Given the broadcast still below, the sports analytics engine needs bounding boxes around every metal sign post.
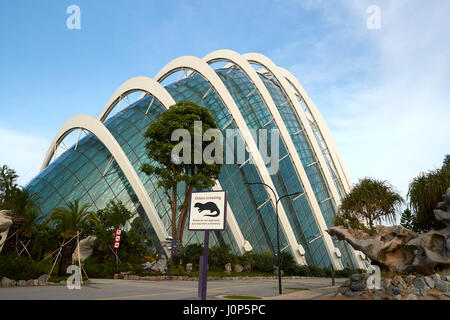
[188,190,227,301]
[199,231,209,300]
[162,237,180,280]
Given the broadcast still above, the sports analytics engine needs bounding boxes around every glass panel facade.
[26,66,357,268]
[256,72,356,268]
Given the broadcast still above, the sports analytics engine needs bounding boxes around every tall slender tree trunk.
[58,238,77,276]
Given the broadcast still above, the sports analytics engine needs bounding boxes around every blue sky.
[0,0,449,208]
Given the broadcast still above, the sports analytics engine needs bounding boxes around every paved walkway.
[0,277,344,300]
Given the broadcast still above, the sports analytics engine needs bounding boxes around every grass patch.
[223,295,263,300]
[285,287,310,291]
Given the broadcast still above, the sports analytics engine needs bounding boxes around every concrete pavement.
[0,277,344,300]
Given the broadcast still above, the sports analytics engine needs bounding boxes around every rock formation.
[327,187,450,275]
[0,210,13,253]
[72,236,97,262]
[337,272,450,300]
[141,255,167,274]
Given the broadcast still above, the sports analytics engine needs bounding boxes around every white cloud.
[283,0,450,202]
[0,126,50,187]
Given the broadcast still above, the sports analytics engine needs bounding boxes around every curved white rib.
[277,68,352,193]
[155,56,307,265]
[98,76,177,122]
[276,68,368,269]
[202,49,342,269]
[242,52,353,269]
[40,114,170,254]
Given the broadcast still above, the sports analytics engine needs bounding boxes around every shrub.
[0,254,51,280]
[180,243,203,268]
[208,244,236,269]
[82,257,145,278]
[249,250,275,273]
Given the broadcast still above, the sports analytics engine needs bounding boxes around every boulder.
[432,273,441,281]
[141,256,167,274]
[38,274,49,285]
[408,287,420,296]
[326,188,450,275]
[0,210,13,253]
[72,236,97,262]
[435,280,450,292]
[273,266,284,276]
[224,263,232,275]
[392,275,407,290]
[387,285,402,296]
[26,279,36,286]
[373,290,384,300]
[345,291,358,298]
[338,286,350,295]
[350,280,367,292]
[381,278,391,290]
[17,280,27,287]
[1,277,16,287]
[233,264,244,273]
[424,276,435,289]
[406,294,418,300]
[413,277,426,290]
[405,275,416,285]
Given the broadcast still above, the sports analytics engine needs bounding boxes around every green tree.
[0,165,19,208]
[125,216,155,261]
[88,200,134,261]
[50,199,95,276]
[443,154,450,169]
[96,200,134,230]
[400,208,418,232]
[0,165,43,258]
[141,101,222,244]
[407,156,450,232]
[335,177,404,234]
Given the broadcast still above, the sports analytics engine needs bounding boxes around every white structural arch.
[155,55,307,265]
[242,52,357,268]
[277,67,369,269]
[202,49,343,269]
[98,76,177,122]
[40,114,171,255]
[277,67,352,193]
[242,53,367,269]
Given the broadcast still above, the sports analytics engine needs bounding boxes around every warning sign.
[188,190,227,231]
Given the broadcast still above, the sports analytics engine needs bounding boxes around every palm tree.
[50,199,95,276]
[336,177,404,233]
[88,200,133,262]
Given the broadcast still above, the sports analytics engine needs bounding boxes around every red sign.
[114,229,122,249]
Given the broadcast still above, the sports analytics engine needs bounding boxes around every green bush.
[0,254,52,280]
[180,243,203,267]
[82,257,145,278]
[208,244,236,269]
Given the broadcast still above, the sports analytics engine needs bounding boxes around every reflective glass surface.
[26,67,357,267]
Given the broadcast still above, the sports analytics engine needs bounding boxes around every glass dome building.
[27,50,367,270]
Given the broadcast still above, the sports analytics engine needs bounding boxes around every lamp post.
[246,182,302,295]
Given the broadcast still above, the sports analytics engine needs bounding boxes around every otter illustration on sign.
[194,202,220,217]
